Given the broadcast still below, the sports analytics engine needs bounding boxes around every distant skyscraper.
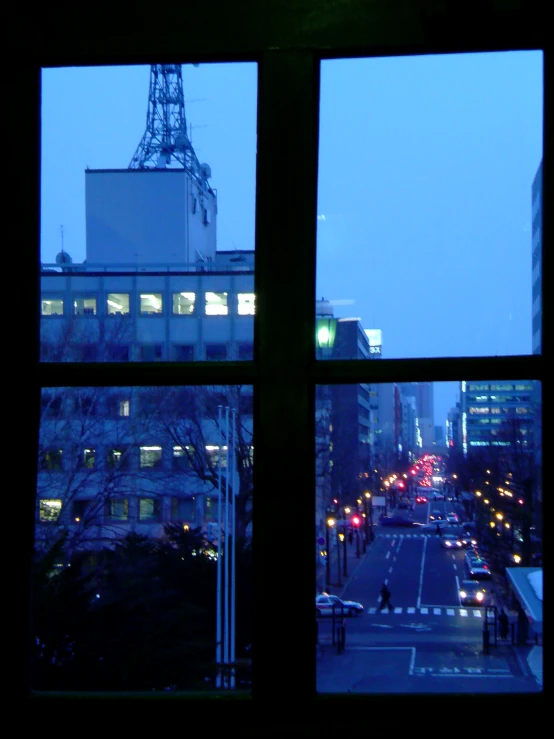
[532,159,542,355]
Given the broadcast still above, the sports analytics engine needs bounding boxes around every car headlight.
[456,541,462,546]
[476,592,484,601]
[459,590,467,598]
[445,541,451,546]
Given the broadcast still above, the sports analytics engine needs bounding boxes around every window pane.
[317,52,543,359]
[41,63,257,363]
[315,380,542,694]
[34,385,253,692]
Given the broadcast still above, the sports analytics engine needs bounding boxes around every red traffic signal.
[351,515,361,527]
[398,481,405,489]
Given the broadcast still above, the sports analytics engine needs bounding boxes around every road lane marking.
[473,610,482,618]
[456,575,461,607]
[393,607,402,613]
[388,566,393,573]
[447,609,455,615]
[453,564,457,570]
[386,551,390,559]
[384,578,388,585]
[460,609,468,617]
[416,535,427,609]
[433,608,441,615]
[420,607,428,614]
[407,607,416,614]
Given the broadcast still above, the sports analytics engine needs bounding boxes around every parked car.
[458,580,489,606]
[315,593,364,617]
[441,534,463,549]
[380,515,415,527]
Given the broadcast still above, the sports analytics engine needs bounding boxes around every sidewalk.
[316,532,372,594]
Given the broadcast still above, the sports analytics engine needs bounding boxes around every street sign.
[317,536,326,546]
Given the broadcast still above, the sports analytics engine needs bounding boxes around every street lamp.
[325,516,335,591]
[364,491,374,543]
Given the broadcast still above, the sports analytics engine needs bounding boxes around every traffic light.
[351,515,361,528]
[398,481,405,490]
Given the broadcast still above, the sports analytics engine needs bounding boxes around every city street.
[316,496,542,694]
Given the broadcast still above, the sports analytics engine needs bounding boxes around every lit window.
[83,448,95,468]
[173,292,196,315]
[106,293,130,315]
[39,500,62,522]
[238,293,255,315]
[140,293,163,314]
[119,399,130,417]
[205,291,228,315]
[41,297,64,316]
[73,296,97,316]
[108,499,129,520]
[140,445,163,468]
[138,498,161,521]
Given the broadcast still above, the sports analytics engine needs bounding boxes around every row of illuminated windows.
[467,407,531,415]
[39,444,252,471]
[41,342,255,363]
[41,292,255,317]
[466,384,534,391]
[40,444,254,473]
[38,495,211,524]
[467,395,532,403]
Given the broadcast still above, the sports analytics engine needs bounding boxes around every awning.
[505,567,543,634]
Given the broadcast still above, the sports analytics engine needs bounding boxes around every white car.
[440,534,463,549]
[315,593,364,617]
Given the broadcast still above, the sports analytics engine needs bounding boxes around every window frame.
[22,0,548,723]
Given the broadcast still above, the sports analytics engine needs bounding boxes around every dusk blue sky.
[41,51,542,426]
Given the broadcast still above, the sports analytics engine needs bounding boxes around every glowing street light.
[496,513,503,520]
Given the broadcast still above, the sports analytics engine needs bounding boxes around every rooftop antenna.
[129,64,212,192]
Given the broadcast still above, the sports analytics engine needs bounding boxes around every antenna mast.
[129,64,212,192]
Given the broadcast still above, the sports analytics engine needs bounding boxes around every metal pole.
[224,407,230,687]
[336,528,342,586]
[342,526,347,577]
[216,405,223,688]
[230,407,236,689]
[325,521,330,591]
[355,528,360,558]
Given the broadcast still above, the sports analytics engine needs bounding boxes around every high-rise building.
[459,380,535,456]
[532,159,542,355]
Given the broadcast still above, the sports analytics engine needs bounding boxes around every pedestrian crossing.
[366,605,483,618]
[377,533,430,539]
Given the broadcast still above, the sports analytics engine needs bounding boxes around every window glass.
[73,296,97,316]
[173,292,196,315]
[34,385,253,691]
[206,343,227,361]
[205,292,228,316]
[238,293,255,315]
[41,63,256,365]
[107,293,130,315]
[315,380,542,694]
[317,52,543,359]
[41,296,64,316]
[140,293,163,315]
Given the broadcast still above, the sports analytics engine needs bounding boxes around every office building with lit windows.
[459,381,535,456]
[38,167,254,549]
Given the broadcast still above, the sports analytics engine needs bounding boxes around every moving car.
[466,558,492,579]
[315,593,364,617]
[458,581,488,606]
[441,534,463,549]
[446,512,459,523]
[380,515,415,527]
[421,520,450,531]
[429,510,443,521]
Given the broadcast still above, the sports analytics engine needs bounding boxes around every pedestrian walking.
[498,608,510,640]
[379,583,393,612]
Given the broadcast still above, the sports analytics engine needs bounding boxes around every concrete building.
[459,380,535,456]
[398,382,434,449]
[39,164,254,550]
[532,159,542,356]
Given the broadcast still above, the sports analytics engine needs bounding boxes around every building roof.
[505,567,543,633]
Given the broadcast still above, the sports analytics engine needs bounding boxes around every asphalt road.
[316,496,541,694]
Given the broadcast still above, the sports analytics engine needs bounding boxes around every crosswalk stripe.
[433,608,441,615]
[407,607,416,614]
[420,607,428,614]
[364,606,484,617]
[367,607,377,614]
[473,610,482,618]
[460,609,468,617]
[393,607,402,613]
[447,609,455,616]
